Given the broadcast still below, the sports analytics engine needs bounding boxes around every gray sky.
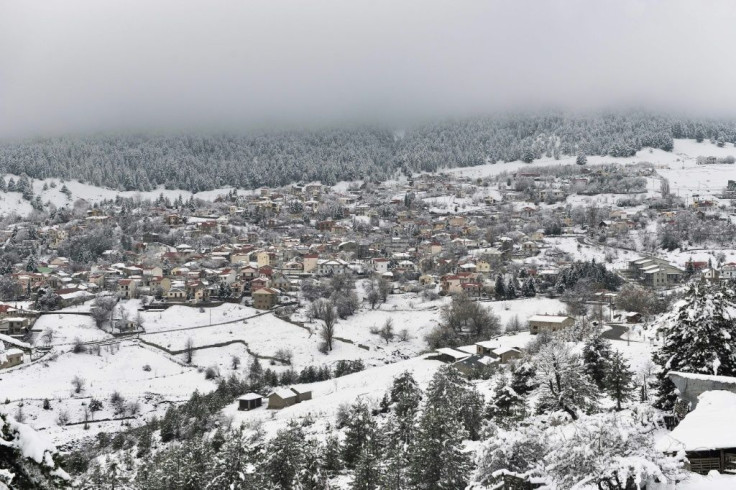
[2,0,736,137]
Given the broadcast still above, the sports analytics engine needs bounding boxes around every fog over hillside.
[3,0,736,137]
[5,2,736,490]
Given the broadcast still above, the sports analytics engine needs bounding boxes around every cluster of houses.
[0,174,565,316]
[237,386,313,411]
[0,165,711,378]
[628,255,736,288]
[431,314,576,375]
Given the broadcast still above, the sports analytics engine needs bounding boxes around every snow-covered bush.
[0,412,70,488]
[474,408,685,489]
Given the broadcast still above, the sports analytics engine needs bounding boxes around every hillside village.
[4,140,736,488]
[10,0,736,486]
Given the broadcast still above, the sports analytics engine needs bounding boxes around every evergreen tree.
[509,360,537,397]
[389,371,422,444]
[18,174,33,201]
[298,439,328,490]
[179,437,214,490]
[379,415,412,490]
[494,274,505,299]
[159,406,180,443]
[582,334,614,390]
[248,357,264,392]
[606,350,636,411]
[522,277,536,297]
[410,367,473,489]
[136,426,153,457]
[322,432,343,476]
[25,254,37,273]
[460,382,486,441]
[342,400,377,468]
[266,422,305,489]
[207,428,268,489]
[653,282,736,409]
[353,445,381,490]
[485,373,525,427]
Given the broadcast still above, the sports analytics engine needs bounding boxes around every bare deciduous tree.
[71,375,86,394]
[184,337,195,364]
[379,318,395,344]
[313,299,337,353]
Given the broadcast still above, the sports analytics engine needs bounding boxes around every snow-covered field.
[442,138,736,204]
[541,236,640,271]
[658,139,736,201]
[0,174,256,217]
[138,303,258,334]
[223,356,444,439]
[30,314,110,347]
[0,341,215,446]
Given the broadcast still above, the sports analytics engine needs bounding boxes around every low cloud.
[2,0,736,137]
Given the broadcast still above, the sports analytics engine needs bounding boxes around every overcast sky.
[2,0,736,137]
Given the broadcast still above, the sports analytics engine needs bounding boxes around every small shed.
[624,312,643,324]
[433,347,471,364]
[475,342,523,364]
[0,348,24,369]
[661,390,736,474]
[238,393,263,411]
[290,387,312,403]
[492,346,523,364]
[453,354,498,377]
[268,388,299,409]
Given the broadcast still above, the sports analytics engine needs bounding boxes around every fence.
[137,337,283,363]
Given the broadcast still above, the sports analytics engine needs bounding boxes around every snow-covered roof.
[641,264,662,273]
[59,290,93,300]
[0,333,31,350]
[669,371,736,385]
[527,315,571,324]
[492,347,521,355]
[238,393,263,401]
[270,388,297,399]
[665,390,736,451]
[435,347,470,360]
[475,340,497,349]
[456,345,478,355]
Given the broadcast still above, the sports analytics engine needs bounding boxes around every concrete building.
[252,287,279,310]
[628,257,683,287]
[527,314,575,335]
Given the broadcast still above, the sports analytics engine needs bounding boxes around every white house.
[372,258,389,274]
[316,259,349,276]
